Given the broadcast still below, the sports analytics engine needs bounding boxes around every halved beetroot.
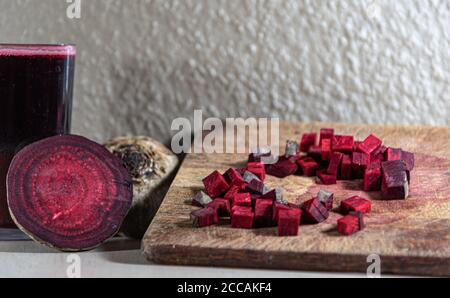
[6,135,133,251]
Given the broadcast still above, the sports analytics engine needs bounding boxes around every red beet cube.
[340,196,371,214]
[321,139,332,161]
[266,157,298,178]
[332,135,354,153]
[319,128,334,145]
[301,198,329,224]
[254,199,275,228]
[191,207,218,227]
[207,198,231,217]
[192,191,213,207]
[364,167,382,192]
[248,148,271,163]
[272,201,299,222]
[317,189,334,211]
[223,168,245,187]
[278,209,302,236]
[327,152,344,176]
[203,170,230,198]
[382,170,409,200]
[246,179,269,195]
[233,192,252,207]
[297,157,319,177]
[352,152,370,178]
[300,133,317,152]
[307,145,322,162]
[247,162,266,181]
[317,170,337,185]
[224,185,240,204]
[340,154,352,180]
[231,208,254,229]
[382,159,410,183]
[358,134,382,155]
[261,188,283,201]
[401,150,415,171]
[337,212,364,236]
[385,147,402,161]
[231,205,251,217]
[353,141,362,152]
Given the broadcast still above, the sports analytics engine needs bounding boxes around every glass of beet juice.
[0,44,76,227]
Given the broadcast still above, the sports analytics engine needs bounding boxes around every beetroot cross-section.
[300,133,317,152]
[301,198,329,224]
[358,134,382,155]
[266,157,298,178]
[6,135,133,251]
[203,170,230,198]
[191,207,218,227]
[278,208,302,236]
[340,196,371,214]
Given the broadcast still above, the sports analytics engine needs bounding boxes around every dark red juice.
[0,44,75,227]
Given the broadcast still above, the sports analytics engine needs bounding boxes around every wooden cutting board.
[142,122,450,276]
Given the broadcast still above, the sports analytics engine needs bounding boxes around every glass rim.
[0,44,76,56]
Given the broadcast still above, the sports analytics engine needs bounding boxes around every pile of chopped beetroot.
[190,128,414,236]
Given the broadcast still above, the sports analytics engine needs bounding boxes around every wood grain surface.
[142,122,450,276]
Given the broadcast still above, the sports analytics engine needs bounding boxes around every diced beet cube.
[317,189,334,211]
[307,145,322,162]
[340,154,352,180]
[297,157,319,177]
[247,162,266,181]
[382,170,409,200]
[278,209,302,236]
[332,135,354,153]
[385,147,402,161]
[321,139,332,161]
[231,205,251,217]
[382,160,410,183]
[358,134,382,155]
[340,196,371,214]
[301,198,329,224]
[233,193,252,207]
[319,128,334,145]
[207,198,231,217]
[266,157,298,178]
[327,152,344,176]
[317,170,337,185]
[261,188,283,202]
[285,140,300,157]
[246,179,269,195]
[191,207,218,227]
[254,199,275,228]
[239,183,248,191]
[353,141,362,152]
[364,167,382,192]
[203,171,230,198]
[231,208,254,229]
[337,212,364,236]
[224,185,240,204]
[349,211,365,230]
[272,201,299,222]
[243,171,260,183]
[223,168,245,187]
[192,191,213,207]
[352,152,370,178]
[248,148,271,163]
[370,154,384,169]
[401,150,415,171]
[300,133,317,152]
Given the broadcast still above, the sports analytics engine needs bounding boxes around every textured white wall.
[1,0,450,143]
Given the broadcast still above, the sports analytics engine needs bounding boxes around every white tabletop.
[0,235,370,278]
